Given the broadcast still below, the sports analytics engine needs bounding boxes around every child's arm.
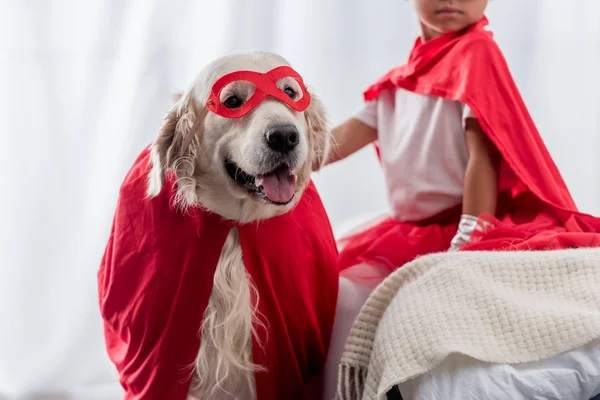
[320,118,377,168]
[450,117,500,250]
[463,117,500,216]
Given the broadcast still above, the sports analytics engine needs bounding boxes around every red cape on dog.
[98,149,338,399]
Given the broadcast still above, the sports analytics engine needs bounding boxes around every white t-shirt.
[354,88,476,222]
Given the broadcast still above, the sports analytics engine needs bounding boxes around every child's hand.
[449,214,495,251]
[321,118,377,168]
[449,214,479,251]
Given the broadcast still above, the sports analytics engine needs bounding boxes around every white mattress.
[398,338,600,400]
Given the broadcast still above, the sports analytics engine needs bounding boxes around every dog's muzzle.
[225,158,297,206]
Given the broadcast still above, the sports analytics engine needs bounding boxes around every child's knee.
[336,276,372,318]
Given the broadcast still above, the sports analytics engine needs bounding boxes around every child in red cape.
[325,0,600,289]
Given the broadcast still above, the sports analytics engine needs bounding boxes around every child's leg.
[340,261,391,290]
[323,270,375,400]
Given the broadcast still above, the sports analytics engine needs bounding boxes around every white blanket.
[335,248,600,400]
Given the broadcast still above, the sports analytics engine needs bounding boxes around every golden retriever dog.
[146,51,330,399]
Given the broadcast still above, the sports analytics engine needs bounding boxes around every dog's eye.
[283,87,296,99]
[223,95,243,109]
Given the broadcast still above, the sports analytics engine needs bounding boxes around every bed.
[328,247,600,400]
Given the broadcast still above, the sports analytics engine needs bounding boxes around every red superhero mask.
[206,66,311,118]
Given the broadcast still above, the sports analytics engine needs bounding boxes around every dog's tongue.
[256,167,297,204]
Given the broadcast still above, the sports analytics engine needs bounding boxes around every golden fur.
[146,51,329,399]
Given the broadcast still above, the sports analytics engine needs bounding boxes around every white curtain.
[1,1,598,398]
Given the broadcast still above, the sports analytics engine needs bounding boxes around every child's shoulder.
[453,30,509,71]
[458,30,503,58]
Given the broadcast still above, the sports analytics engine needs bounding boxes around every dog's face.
[147,52,329,223]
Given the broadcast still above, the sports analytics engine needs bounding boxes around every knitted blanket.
[335,249,600,400]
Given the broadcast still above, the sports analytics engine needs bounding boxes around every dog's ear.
[147,96,201,197]
[304,93,331,172]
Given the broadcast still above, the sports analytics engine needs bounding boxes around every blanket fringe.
[335,363,368,400]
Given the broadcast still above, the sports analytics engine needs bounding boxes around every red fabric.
[339,16,600,275]
[206,66,311,118]
[98,149,339,399]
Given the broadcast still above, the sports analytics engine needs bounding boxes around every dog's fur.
[146,51,330,399]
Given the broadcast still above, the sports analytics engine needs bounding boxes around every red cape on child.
[98,149,339,399]
[339,16,600,276]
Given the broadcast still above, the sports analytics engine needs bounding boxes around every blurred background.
[0,0,599,398]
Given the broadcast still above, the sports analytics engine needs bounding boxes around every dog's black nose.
[265,125,299,154]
